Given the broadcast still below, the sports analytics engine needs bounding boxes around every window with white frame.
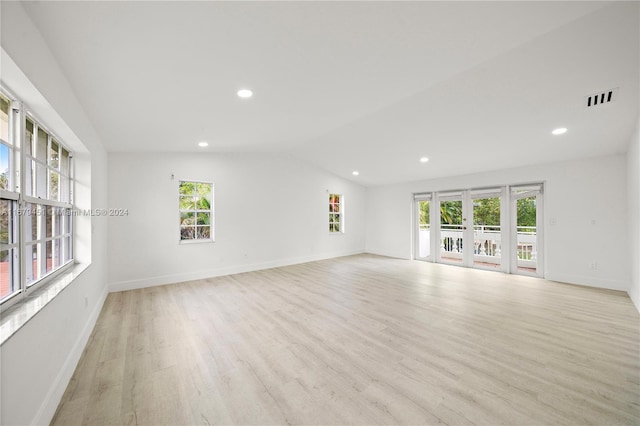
[179,180,213,242]
[0,91,74,306]
[329,193,343,233]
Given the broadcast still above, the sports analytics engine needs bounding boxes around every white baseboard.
[364,248,411,260]
[109,250,365,292]
[545,272,628,292]
[32,284,108,426]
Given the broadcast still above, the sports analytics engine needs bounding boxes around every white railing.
[420,225,536,267]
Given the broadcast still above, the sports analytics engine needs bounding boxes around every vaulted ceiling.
[17,1,640,185]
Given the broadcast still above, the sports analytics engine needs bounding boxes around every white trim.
[178,238,213,245]
[109,250,365,292]
[546,273,629,292]
[365,248,411,260]
[31,283,107,426]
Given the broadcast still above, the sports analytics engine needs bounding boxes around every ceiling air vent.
[585,88,618,107]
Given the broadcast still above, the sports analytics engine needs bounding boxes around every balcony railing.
[417,224,537,268]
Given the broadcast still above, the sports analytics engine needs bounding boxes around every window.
[179,180,213,242]
[0,91,74,306]
[329,193,343,233]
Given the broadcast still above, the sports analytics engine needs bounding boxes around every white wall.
[0,3,109,425]
[366,154,630,291]
[628,118,640,311]
[108,152,365,291]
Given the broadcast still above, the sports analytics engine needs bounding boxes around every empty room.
[1,1,639,425]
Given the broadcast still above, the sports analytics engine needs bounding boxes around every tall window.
[329,193,343,233]
[0,91,74,306]
[179,180,213,242]
[1,93,18,300]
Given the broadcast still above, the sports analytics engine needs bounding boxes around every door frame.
[413,183,544,278]
[413,193,435,262]
[509,184,544,278]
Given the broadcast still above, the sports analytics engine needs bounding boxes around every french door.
[414,194,433,261]
[414,184,542,276]
[510,185,543,277]
[436,192,466,266]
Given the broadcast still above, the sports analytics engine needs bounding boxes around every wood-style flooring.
[52,254,640,425]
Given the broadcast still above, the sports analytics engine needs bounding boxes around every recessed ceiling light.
[420,157,429,163]
[352,171,359,176]
[552,127,568,135]
[198,141,209,147]
[237,89,253,98]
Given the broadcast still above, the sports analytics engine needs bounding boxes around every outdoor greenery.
[0,200,9,262]
[418,197,536,228]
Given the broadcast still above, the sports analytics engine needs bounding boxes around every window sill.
[179,238,214,245]
[0,262,89,346]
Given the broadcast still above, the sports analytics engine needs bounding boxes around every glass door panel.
[416,199,431,260]
[472,194,503,270]
[438,196,464,265]
[511,185,543,277]
[516,196,538,273]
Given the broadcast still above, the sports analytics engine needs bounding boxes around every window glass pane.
[0,95,9,144]
[26,244,37,285]
[45,240,52,274]
[0,249,12,300]
[59,175,69,203]
[180,212,194,226]
[36,162,47,198]
[53,238,62,268]
[0,200,11,244]
[64,210,71,235]
[54,208,63,237]
[179,181,195,195]
[179,196,194,210]
[60,149,70,175]
[45,206,53,239]
[63,237,73,263]
[180,226,195,240]
[21,203,38,241]
[196,196,210,210]
[25,119,34,156]
[196,226,210,239]
[25,159,34,196]
[37,128,48,161]
[25,204,38,241]
[197,212,210,225]
[50,140,59,168]
[64,236,72,263]
[196,182,211,196]
[0,144,9,191]
[49,171,59,201]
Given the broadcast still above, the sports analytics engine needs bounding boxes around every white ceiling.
[18,1,640,186]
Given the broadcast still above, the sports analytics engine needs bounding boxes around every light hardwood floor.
[52,254,640,425]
